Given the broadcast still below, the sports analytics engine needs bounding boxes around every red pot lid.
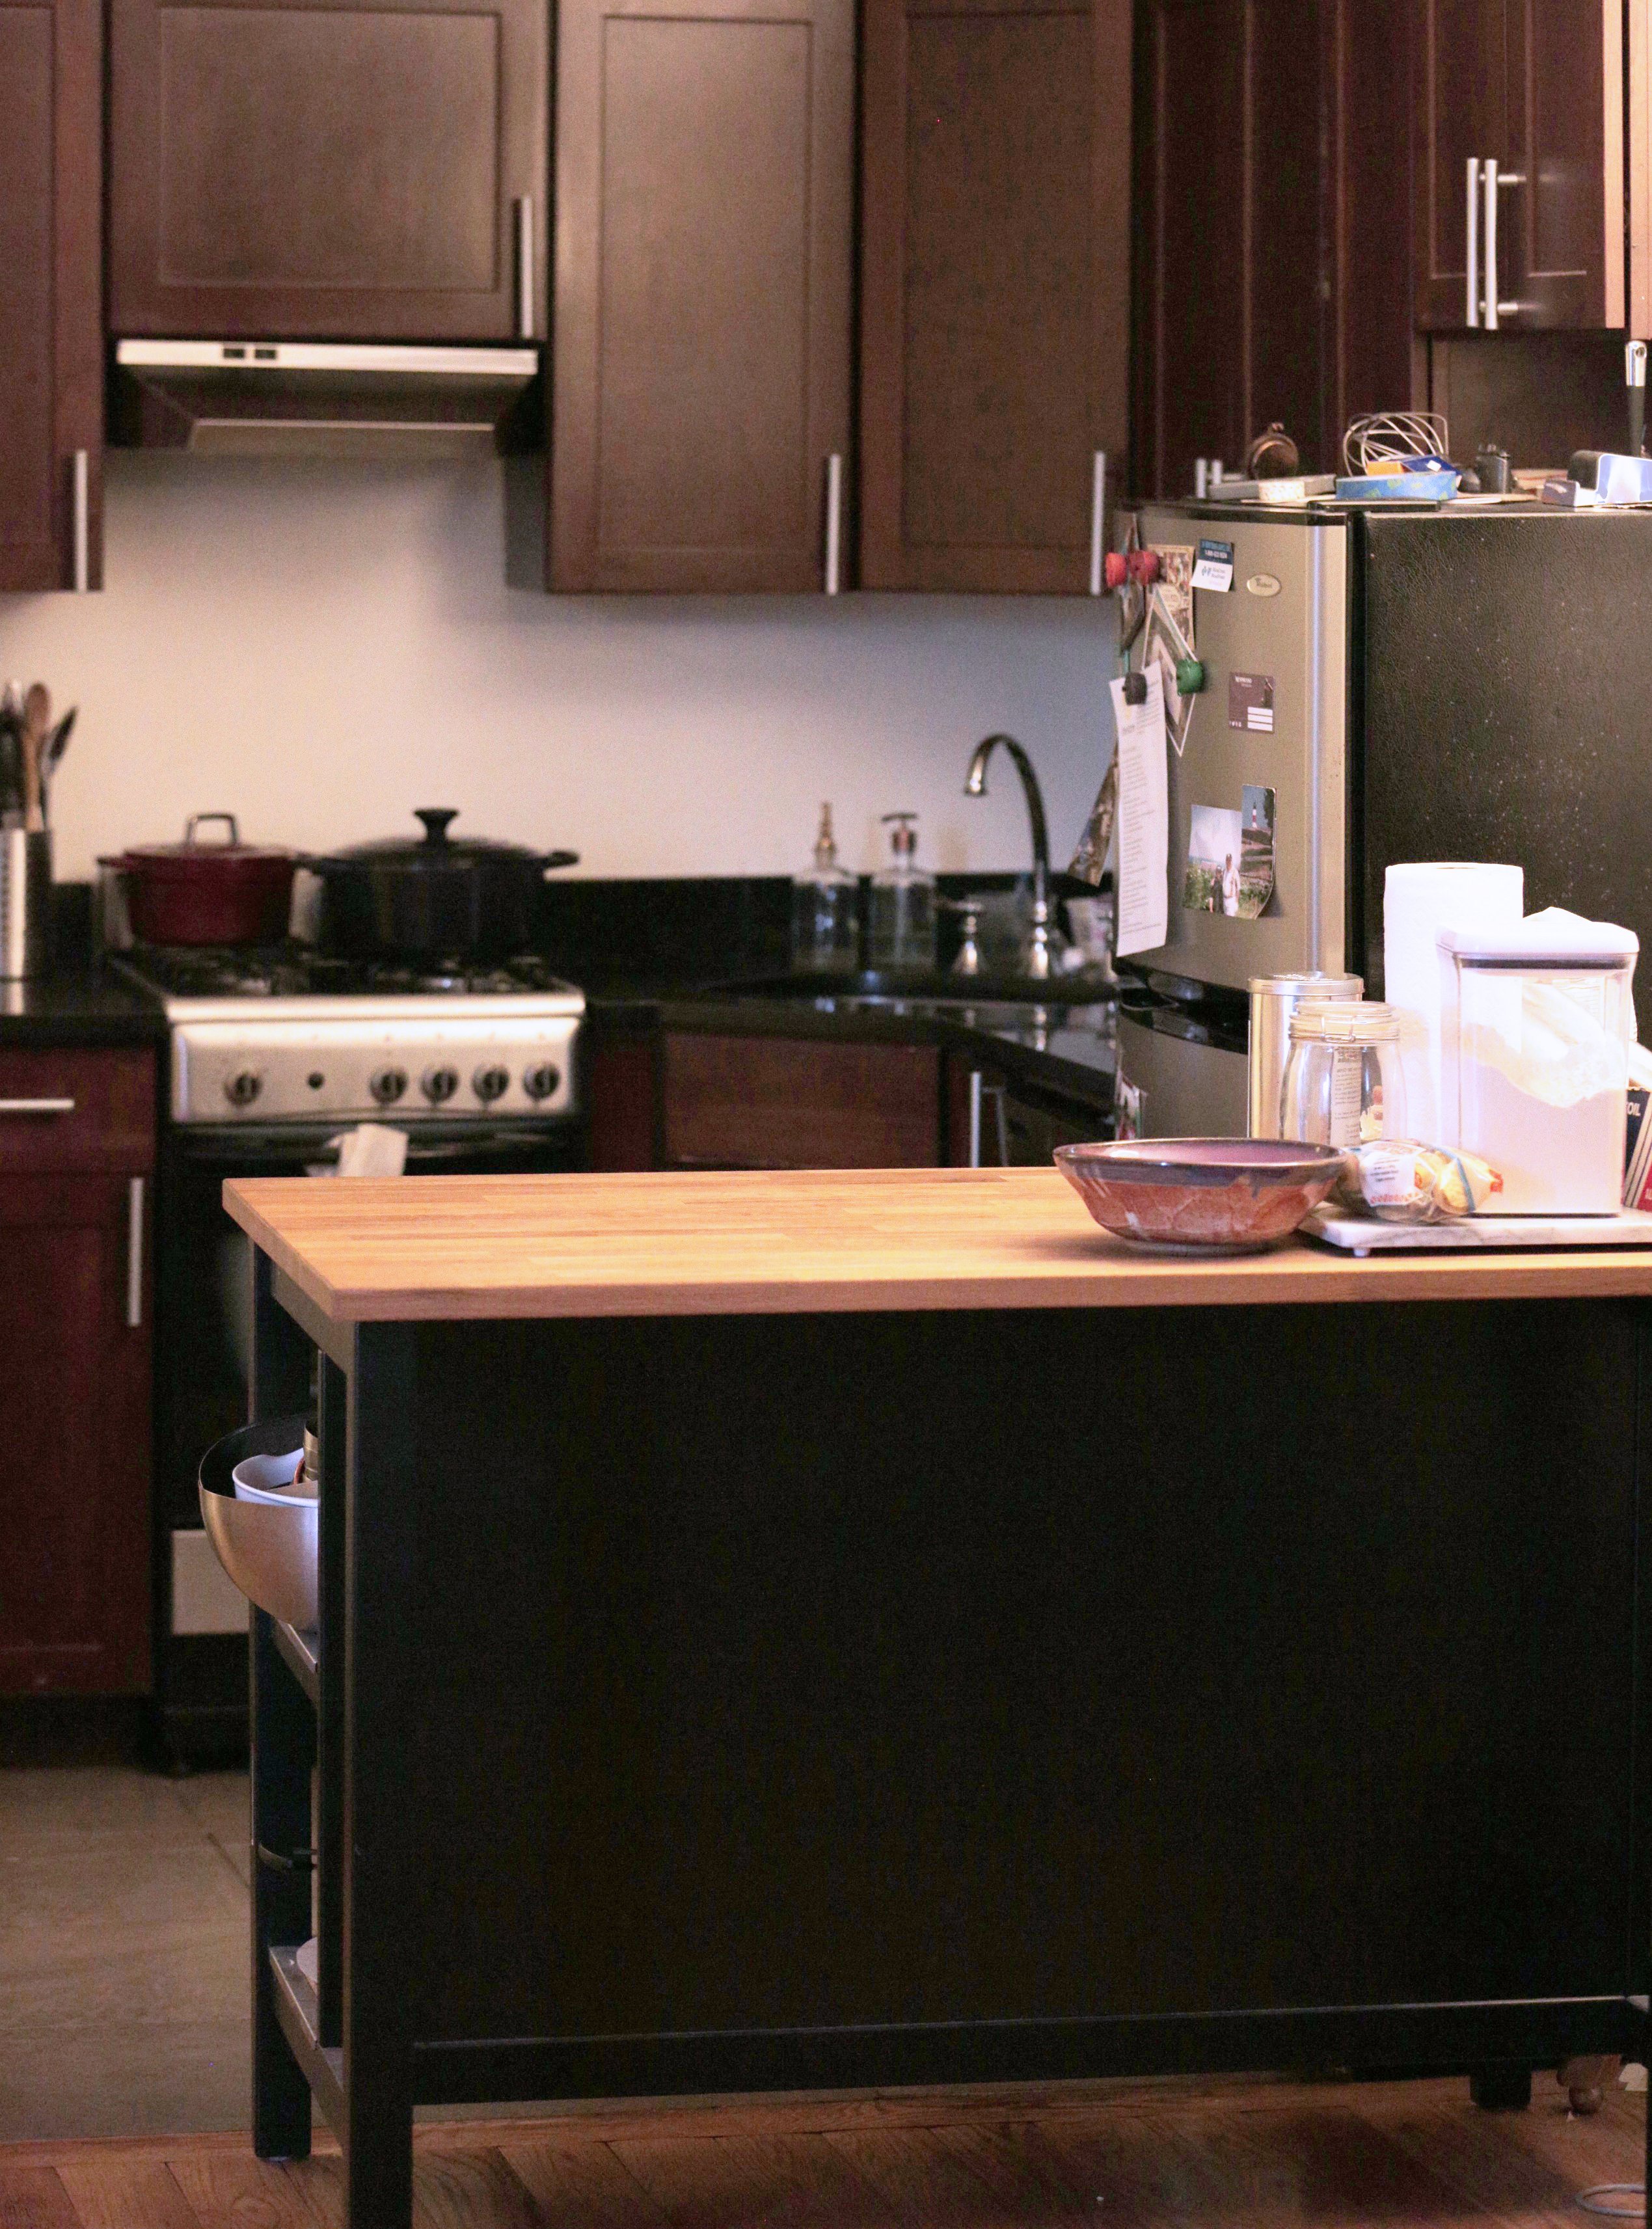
[101,815,294,867]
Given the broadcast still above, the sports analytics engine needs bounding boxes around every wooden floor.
[0,2074,1643,2229]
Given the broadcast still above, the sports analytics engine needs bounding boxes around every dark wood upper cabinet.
[858,0,1132,591]
[547,0,854,592]
[109,0,548,341]
[0,0,101,592]
[1133,0,1415,497]
[1414,0,1622,331]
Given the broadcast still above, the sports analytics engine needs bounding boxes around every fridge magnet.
[1192,537,1235,592]
[1228,672,1275,732]
[1156,546,1197,643]
[1182,803,1244,915]
[1142,589,1200,757]
[1238,783,1276,917]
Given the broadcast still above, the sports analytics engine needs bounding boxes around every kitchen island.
[224,1168,1652,2228]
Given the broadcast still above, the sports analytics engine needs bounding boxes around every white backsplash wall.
[0,455,1118,884]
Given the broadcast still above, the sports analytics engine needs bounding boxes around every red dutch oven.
[101,814,297,945]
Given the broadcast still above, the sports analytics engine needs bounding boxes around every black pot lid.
[308,810,577,872]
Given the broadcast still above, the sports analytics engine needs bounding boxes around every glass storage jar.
[1279,1001,1405,1150]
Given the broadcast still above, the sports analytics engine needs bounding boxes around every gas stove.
[115,946,584,1124]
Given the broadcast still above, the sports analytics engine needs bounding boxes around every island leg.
[339,1323,419,2229]
[249,1249,320,2158]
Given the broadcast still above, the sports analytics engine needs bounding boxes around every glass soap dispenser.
[869,811,936,971]
[791,802,859,973]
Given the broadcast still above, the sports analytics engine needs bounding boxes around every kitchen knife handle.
[72,451,90,593]
[1466,157,1481,327]
[514,196,535,340]
[1089,452,1107,595]
[824,452,843,595]
[126,1175,144,1331]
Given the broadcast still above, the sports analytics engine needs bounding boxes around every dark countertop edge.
[0,970,168,1047]
[589,990,1116,1114]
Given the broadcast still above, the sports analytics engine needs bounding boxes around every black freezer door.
[1356,507,1652,997]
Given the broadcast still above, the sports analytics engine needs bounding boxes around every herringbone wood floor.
[0,2073,1641,2229]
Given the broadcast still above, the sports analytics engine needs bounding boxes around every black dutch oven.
[305,809,579,961]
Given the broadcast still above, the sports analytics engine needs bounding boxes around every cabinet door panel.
[550,0,852,591]
[860,0,1130,591]
[0,0,102,591]
[0,1176,151,1694]
[1413,0,1506,329]
[1504,0,1621,327]
[662,1035,941,1167]
[110,0,547,340]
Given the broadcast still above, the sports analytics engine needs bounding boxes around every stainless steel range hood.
[112,340,542,458]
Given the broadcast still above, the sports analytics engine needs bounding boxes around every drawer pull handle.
[0,1097,75,1114]
[127,1176,144,1331]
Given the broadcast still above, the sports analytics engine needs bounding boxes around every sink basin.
[701,967,1119,1008]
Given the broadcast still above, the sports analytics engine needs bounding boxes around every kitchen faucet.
[964,732,1055,978]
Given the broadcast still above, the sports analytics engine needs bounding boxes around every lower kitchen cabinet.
[0,0,102,591]
[662,1032,943,1167]
[0,1049,154,1695]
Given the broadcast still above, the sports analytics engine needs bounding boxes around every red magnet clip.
[1104,550,1130,592]
[1128,548,1161,586]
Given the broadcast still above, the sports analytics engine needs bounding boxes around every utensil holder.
[0,830,52,980]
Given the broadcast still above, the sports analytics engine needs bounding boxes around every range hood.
[112,340,541,458]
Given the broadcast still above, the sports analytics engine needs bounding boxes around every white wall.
[0,454,1118,884]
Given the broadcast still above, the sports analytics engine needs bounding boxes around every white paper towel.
[1384,861,1524,1142]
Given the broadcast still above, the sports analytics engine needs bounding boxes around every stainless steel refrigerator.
[1115,498,1652,1137]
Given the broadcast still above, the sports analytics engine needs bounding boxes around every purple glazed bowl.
[1054,1138,1347,1254]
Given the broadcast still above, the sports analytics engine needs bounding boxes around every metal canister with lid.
[1247,972,1362,1137]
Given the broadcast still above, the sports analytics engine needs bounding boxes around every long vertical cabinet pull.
[126,1176,144,1330]
[515,197,535,339]
[1088,452,1107,595]
[1466,158,1481,327]
[1483,162,1525,328]
[72,452,90,593]
[966,1072,1009,1167]
[824,453,843,594]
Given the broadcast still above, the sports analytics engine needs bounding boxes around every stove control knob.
[522,1062,562,1102]
[421,1065,459,1104]
[224,1068,263,1109]
[370,1066,408,1105]
[472,1064,510,1104]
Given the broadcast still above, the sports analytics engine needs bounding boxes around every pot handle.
[185,813,241,848]
[541,849,580,875]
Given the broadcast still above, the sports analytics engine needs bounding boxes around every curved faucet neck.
[966,732,1049,900]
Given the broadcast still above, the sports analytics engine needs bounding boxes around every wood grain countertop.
[221,1167,1652,1326]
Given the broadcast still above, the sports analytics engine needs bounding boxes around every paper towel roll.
[1384,861,1524,1142]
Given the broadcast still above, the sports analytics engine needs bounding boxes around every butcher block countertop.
[221,1167,1652,1325]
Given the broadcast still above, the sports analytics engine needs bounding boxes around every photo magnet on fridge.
[1183,804,1244,914]
[1238,785,1275,917]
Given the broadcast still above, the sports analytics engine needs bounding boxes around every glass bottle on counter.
[1279,1001,1405,1148]
[791,802,859,973]
[868,812,936,971]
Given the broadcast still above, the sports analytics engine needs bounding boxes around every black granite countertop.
[0,969,167,1047]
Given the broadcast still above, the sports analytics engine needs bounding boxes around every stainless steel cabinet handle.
[126,1176,144,1331]
[1466,157,1481,328]
[824,452,843,595]
[72,450,90,593]
[0,1097,75,1114]
[1089,451,1107,596]
[967,1071,1009,1168]
[514,196,535,340]
[1483,162,1526,329]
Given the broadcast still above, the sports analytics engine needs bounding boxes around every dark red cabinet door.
[858,0,1132,591]
[1413,0,1620,332]
[0,0,101,591]
[0,1174,152,1695]
[547,0,854,591]
[109,0,548,341]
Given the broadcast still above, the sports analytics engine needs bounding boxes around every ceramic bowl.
[1055,1138,1346,1254]
[232,1450,316,1505]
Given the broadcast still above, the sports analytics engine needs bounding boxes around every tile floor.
[0,1766,252,2140]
